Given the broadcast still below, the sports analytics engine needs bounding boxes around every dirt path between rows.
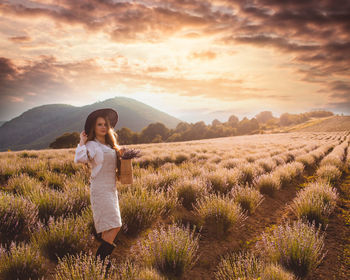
[180,166,350,280]
[181,171,310,280]
[306,171,350,280]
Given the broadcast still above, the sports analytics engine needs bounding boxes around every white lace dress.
[90,140,122,233]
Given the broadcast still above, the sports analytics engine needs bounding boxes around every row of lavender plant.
[136,137,340,241]
[109,136,334,279]
[133,132,337,170]
[49,137,342,280]
[252,141,337,197]
[105,133,348,279]
[214,134,350,279]
[0,132,347,279]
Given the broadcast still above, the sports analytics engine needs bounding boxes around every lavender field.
[0,131,350,280]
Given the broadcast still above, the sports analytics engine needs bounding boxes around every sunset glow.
[1,0,349,123]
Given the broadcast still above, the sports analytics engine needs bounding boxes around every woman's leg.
[95,227,121,275]
[101,227,121,244]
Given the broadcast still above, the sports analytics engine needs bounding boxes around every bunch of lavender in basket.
[120,148,142,159]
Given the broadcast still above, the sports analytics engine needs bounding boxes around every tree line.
[49,110,334,148]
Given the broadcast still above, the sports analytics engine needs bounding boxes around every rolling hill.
[0,96,183,151]
[289,116,350,132]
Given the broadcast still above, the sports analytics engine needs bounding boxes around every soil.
[305,172,350,280]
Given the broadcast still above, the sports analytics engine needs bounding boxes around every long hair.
[87,115,122,154]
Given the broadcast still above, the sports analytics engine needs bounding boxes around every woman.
[74,108,123,272]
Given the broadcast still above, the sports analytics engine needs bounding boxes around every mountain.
[0,96,183,151]
[0,121,5,127]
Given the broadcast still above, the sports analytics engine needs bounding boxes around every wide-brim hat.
[84,108,118,135]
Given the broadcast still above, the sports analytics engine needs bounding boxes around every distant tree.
[116,127,134,144]
[166,133,182,142]
[306,110,334,118]
[151,134,163,143]
[131,133,140,144]
[227,115,239,127]
[280,112,310,126]
[212,119,221,127]
[185,121,208,140]
[175,122,191,133]
[255,111,274,123]
[279,113,292,126]
[140,122,169,142]
[49,132,80,149]
[267,118,279,126]
[237,117,259,134]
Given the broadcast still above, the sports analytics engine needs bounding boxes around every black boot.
[95,239,116,276]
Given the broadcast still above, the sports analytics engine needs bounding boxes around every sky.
[0,0,349,125]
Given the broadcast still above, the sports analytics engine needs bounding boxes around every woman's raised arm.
[74,131,96,163]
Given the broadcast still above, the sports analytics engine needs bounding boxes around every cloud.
[0,1,211,43]
[318,80,350,113]
[189,50,217,60]
[9,96,24,102]
[146,66,168,72]
[0,55,271,119]
[1,0,350,118]
[8,36,31,43]
[0,55,72,120]
[224,34,320,52]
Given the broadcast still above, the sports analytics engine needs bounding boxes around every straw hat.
[84,108,118,135]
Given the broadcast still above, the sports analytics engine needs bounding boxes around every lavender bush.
[256,158,276,173]
[18,159,46,177]
[295,154,316,169]
[136,266,167,280]
[315,164,342,185]
[256,219,326,277]
[204,169,230,195]
[0,242,47,280]
[173,177,208,210]
[143,169,181,192]
[193,193,247,237]
[136,223,200,278]
[260,263,296,280]
[0,192,39,246]
[49,160,79,176]
[220,158,243,169]
[271,155,286,166]
[18,152,38,158]
[254,173,281,196]
[55,251,115,280]
[273,162,304,188]
[31,215,94,262]
[6,174,43,196]
[0,161,19,184]
[26,188,74,224]
[113,258,167,280]
[237,163,261,186]
[229,184,264,214]
[214,251,263,280]
[119,186,170,236]
[289,180,338,227]
[63,176,91,216]
[37,170,67,191]
[174,153,189,164]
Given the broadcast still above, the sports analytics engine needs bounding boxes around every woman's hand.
[118,147,126,157]
[79,131,88,146]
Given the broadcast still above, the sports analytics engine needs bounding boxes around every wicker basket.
[119,158,133,184]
